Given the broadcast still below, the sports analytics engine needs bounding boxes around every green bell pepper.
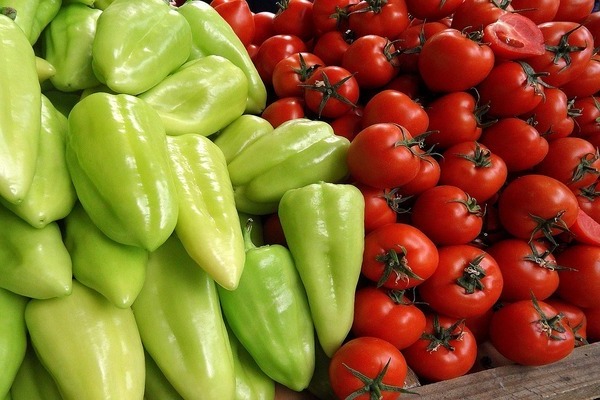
[0,288,27,399]
[0,12,41,205]
[1,94,76,229]
[278,182,365,357]
[91,0,192,95]
[0,0,61,44]
[42,3,102,92]
[35,56,55,83]
[64,202,148,308]
[166,133,245,290]
[213,114,274,164]
[218,220,315,391]
[0,204,72,299]
[139,55,247,137]
[25,279,145,400]
[93,0,115,9]
[144,350,184,400]
[132,234,236,400]
[178,0,267,115]
[66,92,179,251]
[9,340,62,400]
[226,118,350,215]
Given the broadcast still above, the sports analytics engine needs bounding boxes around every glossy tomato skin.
[361,222,439,290]
[486,238,560,302]
[253,34,308,85]
[355,183,405,233]
[329,336,408,400]
[311,29,354,67]
[303,65,361,118]
[397,154,441,196]
[575,180,600,224]
[404,0,464,21]
[260,96,306,127]
[417,244,504,319]
[553,0,595,23]
[482,13,545,61]
[402,314,478,383]
[520,87,575,141]
[556,244,600,309]
[213,0,256,47]
[511,0,560,24]
[341,35,400,89]
[352,285,427,350]
[489,298,575,366]
[450,0,513,32]
[572,96,600,138]
[347,0,411,40]
[545,297,588,347]
[360,90,429,136]
[272,0,315,41]
[560,53,600,99]
[418,28,495,93]
[311,0,357,35]
[251,11,276,46]
[410,185,484,246]
[394,21,449,74]
[271,52,324,98]
[329,107,364,141]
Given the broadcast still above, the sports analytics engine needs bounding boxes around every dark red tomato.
[383,73,425,99]
[482,13,545,61]
[341,35,400,89]
[394,21,450,74]
[272,0,314,41]
[418,28,495,93]
[251,11,276,46]
[450,0,514,32]
[260,96,305,127]
[534,136,600,191]
[253,34,308,85]
[404,0,464,21]
[347,0,411,40]
[411,185,484,246]
[561,54,600,99]
[311,29,354,67]
[568,207,600,246]
[511,0,560,24]
[583,306,600,342]
[583,11,600,45]
[438,141,508,203]
[486,238,560,302]
[545,297,588,347]
[476,60,546,118]
[347,123,424,189]
[303,65,361,119]
[402,314,478,382]
[396,154,441,196]
[464,307,494,343]
[497,174,580,244]
[489,297,575,365]
[361,222,439,290]
[524,22,595,88]
[352,285,427,350]
[355,183,408,233]
[329,107,364,141]
[417,244,504,319]
[329,336,408,400]
[424,91,488,151]
[360,90,429,136]
[271,52,324,98]
[575,180,600,224]
[572,96,600,138]
[521,87,575,141]
[479,117,549,172]
[553,0,595,23]
[213,0,255,47]
[556,244,600,309]
[311,0,357,35]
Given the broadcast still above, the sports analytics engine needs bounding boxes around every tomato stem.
[572,148,600,183]
[530,292,568,341]
[422,315,466,352]
[528,210,571,248]
[374,246,423,287]
[456,253,487,294]
[545,25,589,72]
[454,141,493,168]
[341,358,415,400]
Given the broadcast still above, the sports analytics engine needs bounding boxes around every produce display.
[1,0,600,399]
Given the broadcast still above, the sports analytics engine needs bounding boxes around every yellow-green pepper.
[0,288,27,399]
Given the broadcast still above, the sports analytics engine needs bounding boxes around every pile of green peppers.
[0,0,366,399]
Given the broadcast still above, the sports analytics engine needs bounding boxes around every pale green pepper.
[212,114,274,164]
[0,288,27,400]
[9,340,62,400]
[0,0,61,44]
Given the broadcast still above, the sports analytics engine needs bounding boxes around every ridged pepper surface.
[0,288,27,399]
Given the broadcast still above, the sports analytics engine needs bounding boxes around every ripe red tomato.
[497,174,580,244]
[418,28,495,93]
[489,296,575,366]
[482,13,546,60]
[329,107,364,141]
[341,35,400,89]
[303,65,360,118]
[361,222,439,290]
[410,185,484,246]
[520,87,575,141]
[397,154,441,196]
[402,314,478,382]
[311,0,357,35]
[560,53,600,99]
[575,180,600,224]
[251,11,276,46]
[260,96,306,127]
[347,0,411,40]
[352,285,426,350]
[253,34,308,85]
[545,297,589,347]
[572,96,600,138]
[272,0,315,41]
[394,21,449,74]
[450,0,514,32]
[311,29,354,67]
[355,183,409,233]
[583,11,600,44]
[438,141,508,203]
[486,238,560,302]
[213,0,256,47]
[417,244,504,319]
[583,306,600,342]
[404,0,464,21]
[271,52,324,98]
[329,336,408,400]
[347,123,425,189]
[511,0,560,24]
[360,90,429,136]
[556,244,600,309]
[553,0,595,22]
[567,207,600,246]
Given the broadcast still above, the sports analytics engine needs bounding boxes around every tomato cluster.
[206,0,600,396]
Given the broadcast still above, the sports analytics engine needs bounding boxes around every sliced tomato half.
[483,13,546,60]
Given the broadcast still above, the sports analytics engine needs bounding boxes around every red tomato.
[511,0,560,24]
[489,296,575,365]
[572,96,600,138]
[583,306,600,342]
[253,34,308,85]
[347,123,426,189]
[450,0,513,32]
[260,97,305,127]
[360,90,429,136]
[397,154,441,196]
[404,0,464,21]
[251,11,276,46]
[418,28,495,93]
[361,222,439,290]
[545,297,588,347]
[394,21,450,74]
[356,183,409,233]
[341,35,400,89]
[497,174,580,244]
[311,29,354,67]
[271,52,324,98]
[479,117,549,172]
[272,0,314,41]
[553,0,595,22]
[402,314,478,382]
[556,244,600,309]
[311,0,357,35]
[521,87,575,141]
[560,53,600,99]
[352,285,427,350]
[303,65,360,118]
[482,13,546,60]
[417,244,504,319]
[566,207,600,246]
[213,0,256,47]
[438,141,508,203]
[410,185,484,246]
[329,107,364,141]
[465,308,494,344]
[523,22,595,88]
[486,238,560,302]
[383,73,425,99]
[575,180,600,224]
[347,0,410,40]
[583,11,600,45]
[476,60,546,118]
